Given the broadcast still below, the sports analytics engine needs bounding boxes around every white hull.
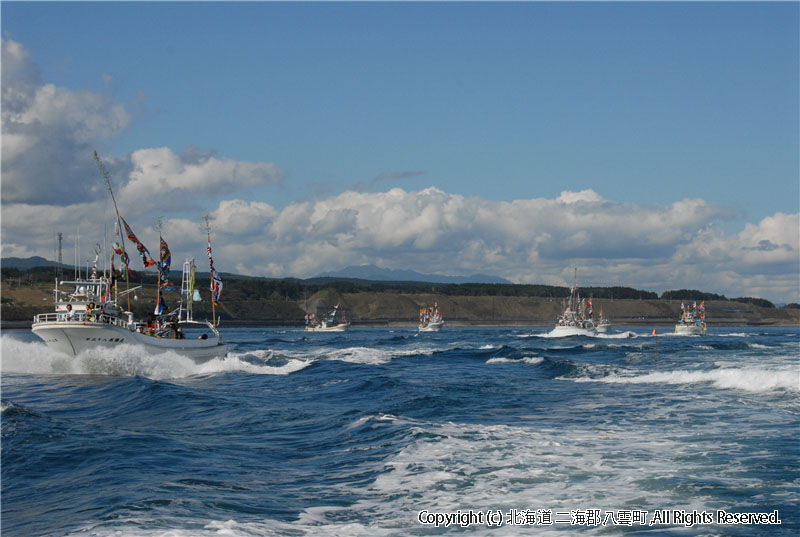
[674,323,705,336]
[32,321,226,362]
[305,323,349,332]
[595,322,611,334]
[548,325,597,337]
[419,321,443,332]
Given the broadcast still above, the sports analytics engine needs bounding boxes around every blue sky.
[2,1,798,302]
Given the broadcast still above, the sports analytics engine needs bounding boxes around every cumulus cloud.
[117,147,284,210]
[1,39,285,221]
[168,187,795,302]
[4,185,798,302]
[1,38,131,205]
[2,39,796,303]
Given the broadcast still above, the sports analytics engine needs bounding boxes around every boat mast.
[205,216,217,328]
[94,151,131,311]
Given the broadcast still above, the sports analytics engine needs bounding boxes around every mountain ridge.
[316,264,512,285]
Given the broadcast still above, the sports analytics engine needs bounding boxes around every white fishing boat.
[595,309,612,334]
[31,152,226,362]
[548,269,596,337]
[674,301,707,335]
[32,259,225,362]
[550,312,596,337]
[418,303,444,332]
[305,304,349,332]
[419,320,443,332]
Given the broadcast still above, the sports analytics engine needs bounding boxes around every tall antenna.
[94,150,130,309]
[57,232,63,281]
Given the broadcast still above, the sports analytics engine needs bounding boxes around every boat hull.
[305,323,349,332]
[548,325,597,337]
[32,321,226,362]
[674,324,705,336]
[595,322,611,334]
[419,321,443,332]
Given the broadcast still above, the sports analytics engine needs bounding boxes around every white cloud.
[126,187,792,303]
[2,39,796,303]
[4,186,797,303]
[1,38,285,224]
[1,38,131,205]
[117,147,284,209]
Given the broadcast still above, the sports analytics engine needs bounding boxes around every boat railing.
[33,312,130,329]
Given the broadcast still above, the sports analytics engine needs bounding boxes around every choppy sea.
[2,326,798,536]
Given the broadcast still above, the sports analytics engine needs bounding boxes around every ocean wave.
[68,517,393,537]
[486,356,544,365]
[569,367,799,393]
[324,346,395,365]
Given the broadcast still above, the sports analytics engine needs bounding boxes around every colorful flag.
[207,230,222,305]
[154,290,166,315]
[159,237,172,275]
[210,269,223,306]
[157,237,176,290]
[121,218,155,268]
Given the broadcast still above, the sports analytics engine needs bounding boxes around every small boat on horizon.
[305,304,350,332]
[419,303,444,332]
[548,269,597,337]
[595,308,612,333]
[675,300,707,335]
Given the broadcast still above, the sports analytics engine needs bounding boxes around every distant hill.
[316,264,513,285]
[2,256,66,269]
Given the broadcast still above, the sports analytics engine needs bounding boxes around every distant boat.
[595,308,612,334]
[419,303,444,332]
[548,269,596,337]
[675,301,707,335]
[305,304,350,332]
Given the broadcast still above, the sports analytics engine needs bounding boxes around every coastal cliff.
[3,280,798,328]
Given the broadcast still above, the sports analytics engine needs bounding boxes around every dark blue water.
[2,326,798,536]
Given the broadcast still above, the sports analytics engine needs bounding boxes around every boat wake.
[1,336,311,380]
[1,336,448,380]
[566,365,799,393]
[536,329,638,339]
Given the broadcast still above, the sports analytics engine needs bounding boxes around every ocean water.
[1,326,798,537]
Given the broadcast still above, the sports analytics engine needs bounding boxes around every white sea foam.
[536,330,639,339]
[65,410,785,537]
[486,356,543,365]
[70,517,393,537]
[324,346,395,365]
[570,367,800,393]
[352,418,718,536]
[0,336,311,380]
[596,331,639,339]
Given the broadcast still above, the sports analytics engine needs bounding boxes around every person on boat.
[86,303,97,322]
[169,321,183,339]
[64,303,75,321]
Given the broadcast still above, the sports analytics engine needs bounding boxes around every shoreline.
[5,320,798,330]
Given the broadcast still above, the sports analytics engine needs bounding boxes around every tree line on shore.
[2,266,793,310]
